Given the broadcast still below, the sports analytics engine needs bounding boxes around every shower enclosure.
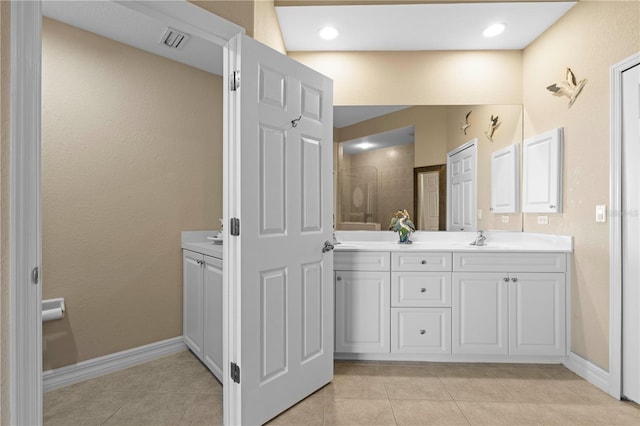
[337,166,380,230]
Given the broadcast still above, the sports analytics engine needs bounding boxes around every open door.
[225,34,334,425]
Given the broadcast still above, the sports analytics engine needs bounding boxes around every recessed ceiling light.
[358,142,374,150]
[483,23,506,38]
[318,26,339,40]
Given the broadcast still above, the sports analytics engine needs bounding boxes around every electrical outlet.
[596,205,607,223]
[537,216,549,225]
[501,216,509,224]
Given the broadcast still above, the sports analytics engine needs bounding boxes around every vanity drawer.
[391,272,451,307]
[392,252,452,272]
[334,251,390,271]
[453,252,566,273]
[391,308,451,354]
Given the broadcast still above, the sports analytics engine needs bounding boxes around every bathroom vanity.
[181,231,223,382]
[334,231,572,363]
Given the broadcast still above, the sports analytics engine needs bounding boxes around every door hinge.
[230,218,240,236]
[231,362,240,383]
[230,70,240,91]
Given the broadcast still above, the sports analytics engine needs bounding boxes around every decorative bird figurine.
[389,209,416,244]
[460,110,472,135]
[484,115,500,142]
[546,67,587,108]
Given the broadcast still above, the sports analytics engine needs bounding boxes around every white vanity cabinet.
[452,253,566,357]
[183,249,223,381]
[335,252,391,353]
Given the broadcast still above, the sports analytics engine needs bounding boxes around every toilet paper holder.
[42,298,65,322]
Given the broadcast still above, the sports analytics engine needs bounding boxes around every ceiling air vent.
[159,27,190,49]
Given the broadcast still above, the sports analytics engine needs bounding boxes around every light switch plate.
[477,209,483,220]
[596,205,607,223]
[537,216,549,225]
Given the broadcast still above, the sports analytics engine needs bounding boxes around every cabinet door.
[491,144,519,213]
[183,250,204,359]
[335,271,390,353]
[452,273,508,354]
[203,255,223,381]
[509,273,566,355]
[522,128,563,213]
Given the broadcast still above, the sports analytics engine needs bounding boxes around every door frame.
[7,2,243,424]
[609,51,640,399]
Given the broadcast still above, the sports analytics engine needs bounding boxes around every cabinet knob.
[420,288,427,293]
[419,329,426,335]
[550,205,556,209]
[336,276,342,281]
[511,277,518,283]
[503,277,509,282]
[421,260,427,264]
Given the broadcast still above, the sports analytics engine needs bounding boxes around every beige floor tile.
[324,397,397,425]
[266,394,325,425]
[335,363,381,377]
[500,379,618,405]
[390,399,470,425]
[539,365,582,380]
[456,401,541,425]
[43,390,129,426]
[441,377,515,402]
[180,393,223,425]
[378,365,433,378]
[43,389,75,414]
[489,366,554,380]
[426,365,496,379]
[533,402,640,425]
[326,374,389,399]
[102,392,198,425]
[383,376,452,401]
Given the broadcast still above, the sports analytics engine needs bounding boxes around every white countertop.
[182,230,223,259]
[333,231,573,253]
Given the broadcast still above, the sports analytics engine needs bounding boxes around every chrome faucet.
[470,230,487,246]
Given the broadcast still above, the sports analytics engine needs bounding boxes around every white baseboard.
[563,352,611,395]
[43,337,187,392]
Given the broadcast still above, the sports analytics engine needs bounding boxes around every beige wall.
[522,1,640,370]
[254,0,288,54]
[190,0,255,36]
[289,50,523,105]
[41,18,222,370]
[0,1,8,422]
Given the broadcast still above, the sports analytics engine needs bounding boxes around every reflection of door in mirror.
[414,165,446,231]
[447,140,477,231]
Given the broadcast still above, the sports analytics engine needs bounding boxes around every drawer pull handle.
[503,277,509,282]
[550,205,556,209]
[419,329,426,335]
[511,277,518,283]
[420,288,427,293]
[421,260,427,264]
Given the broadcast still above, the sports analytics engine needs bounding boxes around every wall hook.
[291,115,302,128]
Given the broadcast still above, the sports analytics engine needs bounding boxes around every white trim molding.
[563,352,610,394]
[9,1,43,424]
[43,337,187,393]
[609,51,640,399]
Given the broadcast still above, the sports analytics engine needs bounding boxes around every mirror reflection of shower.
[336,125,415,231]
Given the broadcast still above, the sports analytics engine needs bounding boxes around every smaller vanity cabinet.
[183,249,223,381]
[391,252,452,354]
[335,252,391,353]
[452,252,566,357]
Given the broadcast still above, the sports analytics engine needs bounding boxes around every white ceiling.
[341,125,415,155]
[276,2,576,51]
[42,1,224,75]
[334,105,411,128]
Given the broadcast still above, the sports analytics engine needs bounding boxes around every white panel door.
[229,35,334,425]
[447,140,477,231]
[183,250,204,359]
[491,144,520,213]
[622,63,640,403]
[203,255,223,381]
[418,171,440,230]
[335,271,391,353]
[522,128,563,213]
[452,272,508,354]
[508,273,565,356]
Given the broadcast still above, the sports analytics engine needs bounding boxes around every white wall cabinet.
[491,144,520,213]
[183,249,223,381]
[523,128,563,213]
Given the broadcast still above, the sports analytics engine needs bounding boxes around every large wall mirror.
[334,105,524,232]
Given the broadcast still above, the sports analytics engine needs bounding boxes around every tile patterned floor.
[44,350,640,425]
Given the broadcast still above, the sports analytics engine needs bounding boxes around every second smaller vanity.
[334,231,572,363]
[181,231,223,382]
